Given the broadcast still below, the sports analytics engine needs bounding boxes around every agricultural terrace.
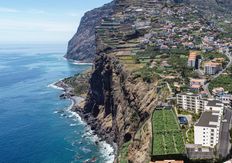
[152,108,186,156]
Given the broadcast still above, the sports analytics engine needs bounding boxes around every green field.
[152,108,186,156]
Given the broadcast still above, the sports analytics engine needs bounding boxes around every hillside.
[65,0,232,162]
[65,0,232,62]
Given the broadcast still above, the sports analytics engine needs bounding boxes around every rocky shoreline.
[54,79,117,161]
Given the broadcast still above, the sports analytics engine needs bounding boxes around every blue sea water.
[0,44,114,163]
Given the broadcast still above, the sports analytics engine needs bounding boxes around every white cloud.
[0,7,20,13]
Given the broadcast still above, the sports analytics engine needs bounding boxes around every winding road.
[218,107,232,157]
[202,48,232,97]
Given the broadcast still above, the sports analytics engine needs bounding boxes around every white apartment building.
[177,93,204,113]
[194,111,221,148]
[204,62,222,75]
[177,93,224,114]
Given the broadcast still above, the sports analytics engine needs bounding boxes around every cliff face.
[79,54,170,162]
[65,2,114,62]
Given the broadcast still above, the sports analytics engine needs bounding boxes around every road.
[203,48,232,97]
[218,107,232,157]
[211,49,232,80]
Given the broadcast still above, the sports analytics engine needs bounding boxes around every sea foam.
[47,81,64,90]
[50,79,115,163]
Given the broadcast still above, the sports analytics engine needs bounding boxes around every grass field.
[152,108,186,156]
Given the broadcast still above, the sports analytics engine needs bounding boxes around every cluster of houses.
[189,78,205,92]
[98,0,232,57]
[187,51,223,75]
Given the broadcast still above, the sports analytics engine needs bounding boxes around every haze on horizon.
[0,0,112,44]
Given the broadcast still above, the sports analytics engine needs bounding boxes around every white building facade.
[194,111,221,148]
[177,93,204,113]
[216,94,232,105]
[177,93,224,115]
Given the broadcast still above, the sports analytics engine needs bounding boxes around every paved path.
[218,108,232,157]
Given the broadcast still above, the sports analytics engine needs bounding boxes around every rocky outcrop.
[65,2,114,62]
[72,53,171,162]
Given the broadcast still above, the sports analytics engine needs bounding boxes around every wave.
[47,81,64,90]
[65,101,115,162]
[70,123,77,127]
[67,108,85,126]
[64,58,93,66]
[71,62,93,66]
[51,78,115,162]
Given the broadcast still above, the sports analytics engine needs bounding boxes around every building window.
[211,129,214,132]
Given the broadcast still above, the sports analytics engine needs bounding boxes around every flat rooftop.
[206,100,223,107]
[178,92,200,97]
[195,111,220,128]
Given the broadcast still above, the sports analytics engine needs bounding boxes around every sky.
[0,0,112,44]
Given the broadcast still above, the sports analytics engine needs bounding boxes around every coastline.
[49,80,116,163]
[63,57,94,66]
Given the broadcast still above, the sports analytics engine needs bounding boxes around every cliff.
[67,0,232,162]
[65,2,114,62]
[73,53,171,162]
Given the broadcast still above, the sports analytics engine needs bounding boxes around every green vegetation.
[133,66,156,83]
[118,141,131,163]
[63,73,90,96]
[136,46,161,59]
[177,109,198,144]
[202,52,227,60]
[152,108,186,156]
[202,52,229,66]
[177,109,200,122]
[209,75,232,93]
[217,21,232,39]
[186,126,194,144]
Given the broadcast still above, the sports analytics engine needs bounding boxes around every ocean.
[0,44,114,163]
